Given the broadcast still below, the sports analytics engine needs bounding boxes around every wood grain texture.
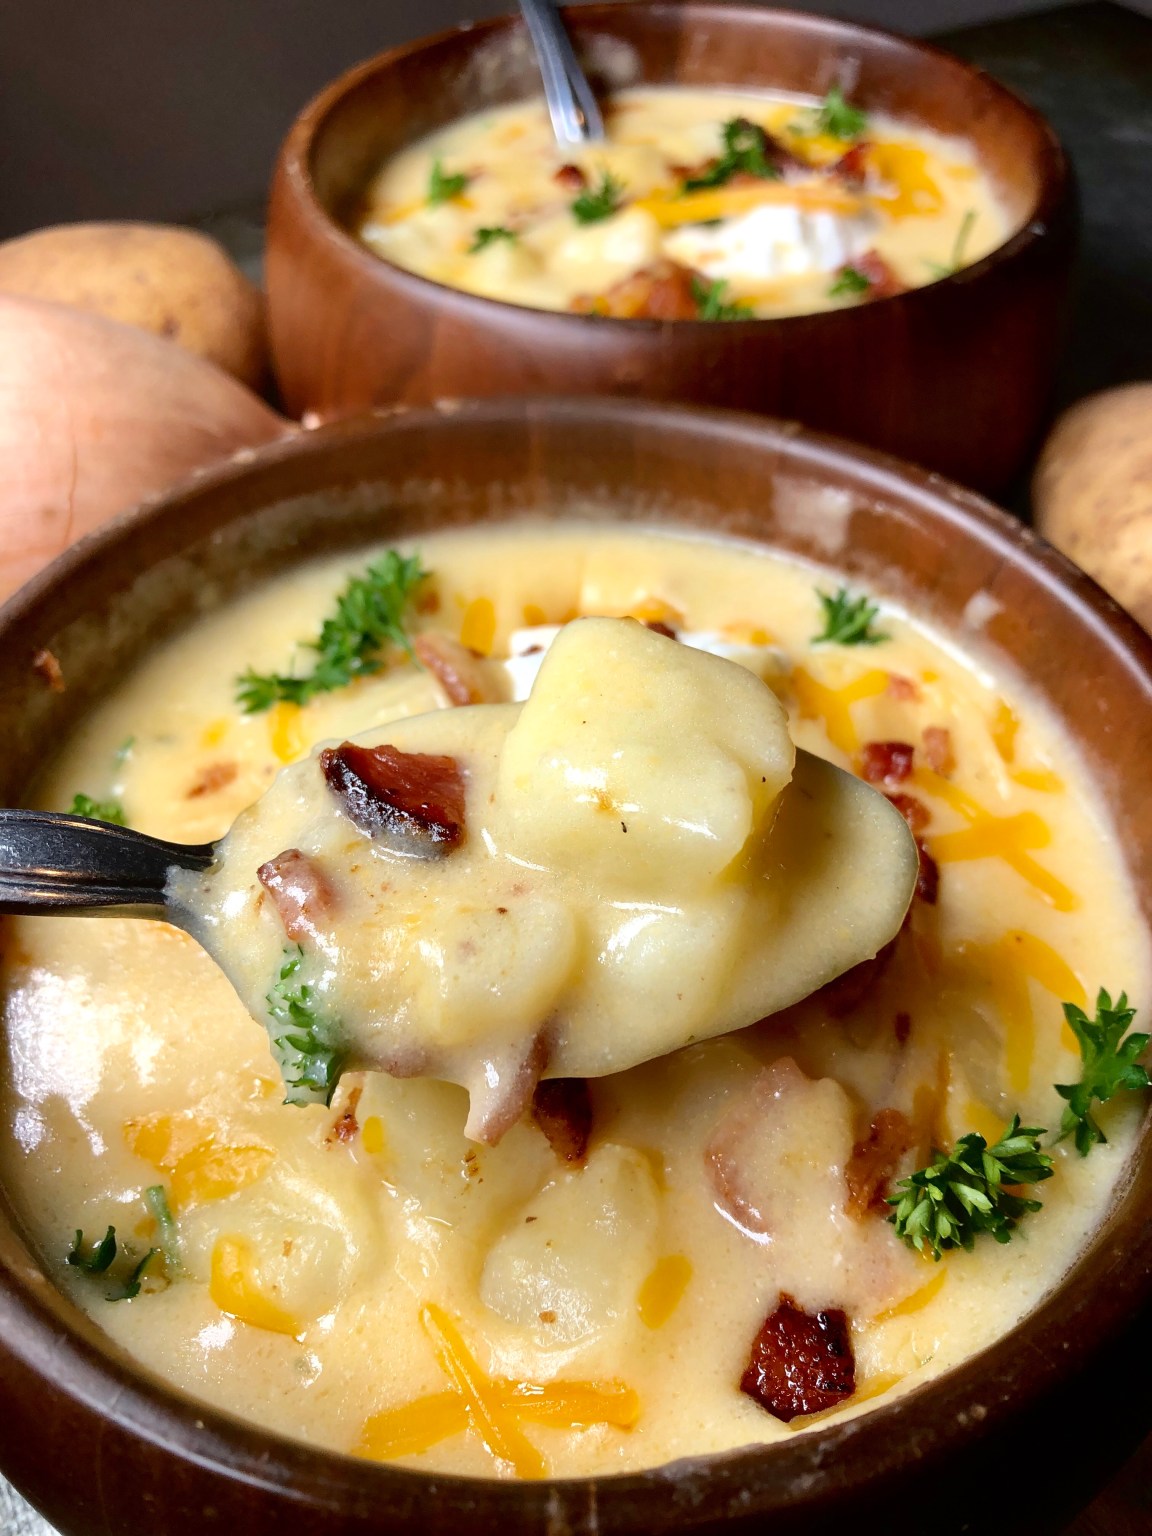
[0,401,1149,1536]
[265,2,1075,494]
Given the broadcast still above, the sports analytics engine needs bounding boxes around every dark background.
[0,0,1146,239]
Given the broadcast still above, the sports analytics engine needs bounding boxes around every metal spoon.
[0,809,212,918]
[519,0,605,145]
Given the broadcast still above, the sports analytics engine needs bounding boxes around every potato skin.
[0,222,268,390]
[1033,383,1152,631]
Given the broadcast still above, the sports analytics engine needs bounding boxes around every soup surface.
[357,87,1012,320]
[1,524,1146,1480]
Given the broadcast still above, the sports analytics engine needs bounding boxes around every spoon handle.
[0,810,214,916]
[519,0,605,144]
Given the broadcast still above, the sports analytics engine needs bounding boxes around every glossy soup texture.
[358,87,1012,320]
[1,524,1146,1479]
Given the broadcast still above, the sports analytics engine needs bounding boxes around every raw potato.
[0,293,292,601]
[0,222,268,389]
[1034,383,1152,631]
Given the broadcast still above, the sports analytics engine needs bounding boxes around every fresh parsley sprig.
[67,1226,157,1300]
[926,208,977,279]
[817,85,868,141]
[692,277,753,321]
[235,551,427,713]
[812,585,888,646]
[1056,990,1150,1156]
[571,171,626,224]
[428,159,469,205]
[68,793,126,825]
[888,1116,1054,1261]
[684,118,781,192]
[145,1184,183,1277]
[470,225,517,253]
[266,946,346,1108]
[828,265,871,299]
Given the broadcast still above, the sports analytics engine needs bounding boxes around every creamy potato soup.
[1,525,1147,1481]
[358,87,1012,320]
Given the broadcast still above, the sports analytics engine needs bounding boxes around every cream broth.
[358,88,1013,320]
[1,525,1147,1480]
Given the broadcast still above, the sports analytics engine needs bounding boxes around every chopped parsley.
[145,1184,183,1276]
[888,1117,1054,1261]
[828,265,871,299]
[817,85,868,141]
[235,550,427,713]
[67,1225,157,1300]
[684,118,781,191]
[812,586,888,645]
[68,794,126,825]
[1056,990,1150,1156]
[692,277,754,321]
[427,159,469,205]
[571,171,626,224]
[266,945,346,1108]
[469,225,517,253]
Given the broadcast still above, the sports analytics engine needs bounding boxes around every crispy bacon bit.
[923,725,956,777]
[860,740,914,789]
[465,1030,550,1146]
[819,936,897,1017]
[257,848,338,944]
[832,142,870,186]
[31,648,65,693]
[320,742,466,850]
[741,1293,856,1422]
[894,1011,912,1045]
[414,632,502,706]
[887,672,920,703]
[885,792,930,836]
[531,1078,593,1165]
[854,249,907,300]
[326,1083,363,1146]
[844,1108,915,1218]
[554,162,587,191]
[916,840,940,905]
[573,259,701,321]
[186,761,238,799]
[643,619,678,640]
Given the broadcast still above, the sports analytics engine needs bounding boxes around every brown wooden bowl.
[0,400,1149,1536]
[265,3,1074,496]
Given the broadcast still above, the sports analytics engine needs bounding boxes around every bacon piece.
[832,142,870,186]
[643,619,678,640]
[320,742,466,850]
[573,259,701,321]
[923,725,956,777]
[819,935,897,1017]
[854,249,907,301]
[916,840,940,905]
[844,1108,915,1218]
[554,162,587,191]
[859,740,914,789]
[186,761,238,799]
[326,1083,363,1146]
[414,632,502,706]
[532,1078,593,1165]
[258,848,338,944]
[885,792,930,835]
[741,1293,856,1422]
[464,1030,550,1146]
[31,648,65,693]
[887,672,920,703]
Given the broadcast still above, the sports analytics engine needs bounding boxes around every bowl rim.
[1,396,1151,1530]
[275,0,1071,335]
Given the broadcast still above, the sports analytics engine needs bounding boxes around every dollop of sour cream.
[171,620,917,1141]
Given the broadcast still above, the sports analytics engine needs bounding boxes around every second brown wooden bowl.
[265,2,1074,495]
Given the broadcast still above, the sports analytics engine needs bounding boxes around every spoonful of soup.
[0,619,918,1140]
